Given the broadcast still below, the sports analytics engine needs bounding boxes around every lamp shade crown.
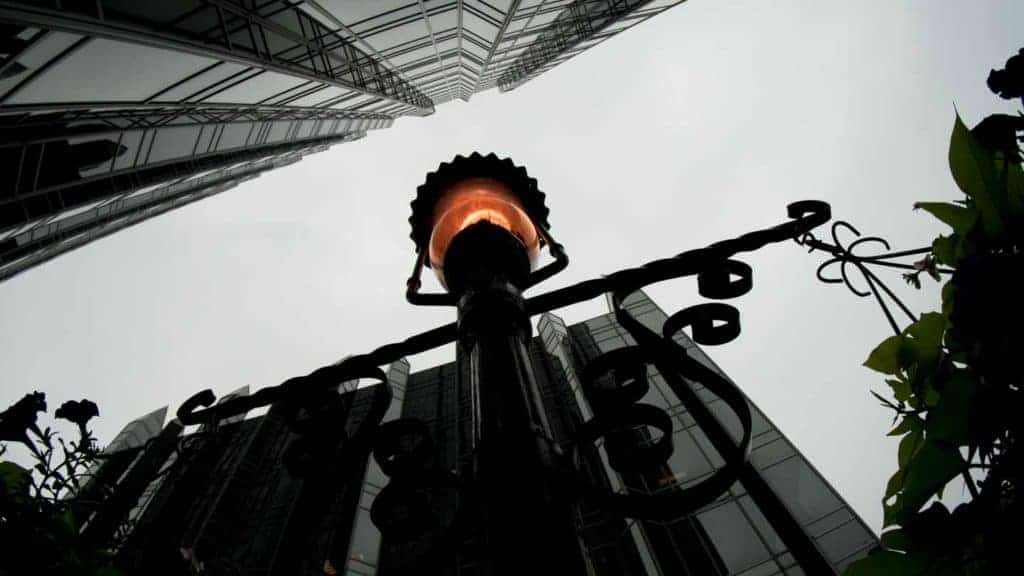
[409,152,551,256]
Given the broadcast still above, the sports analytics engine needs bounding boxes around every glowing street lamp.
[406,153,565,303]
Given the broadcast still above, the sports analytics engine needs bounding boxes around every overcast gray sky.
[1,0,1020,532]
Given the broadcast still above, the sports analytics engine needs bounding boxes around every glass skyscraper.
[0,0,686,281]
[98,290,876,575]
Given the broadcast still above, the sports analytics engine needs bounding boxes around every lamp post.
[404,154,581,573]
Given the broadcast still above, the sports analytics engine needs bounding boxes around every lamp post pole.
[430,171,585,573]
[457,277,585,574]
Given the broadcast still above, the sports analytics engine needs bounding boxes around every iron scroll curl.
[558,201,832,520]
[795,218,953,334]
[570,274,754,521]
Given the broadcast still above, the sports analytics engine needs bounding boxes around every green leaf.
[1008,162,1024,217]
[888,414,923,437]
[0,461,30,496]
[926,371,976,445]
[931,234,966,267]
[887,378,912,402]
[57,509,77,535]
[898,313,946,375]
[913,202,978,234]
[884,469,906,502]
[940,281,955,318]
[949,114,1006,239]
[880,528,912,552]
[906,312,946,350]
[949,115,987,195]
[898,428,924,469]
[865,335,903,374]
[888,439,963,526]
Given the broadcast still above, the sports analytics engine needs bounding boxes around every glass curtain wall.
[545,291,877,576]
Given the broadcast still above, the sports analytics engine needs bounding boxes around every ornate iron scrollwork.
[571,265,755,521]
[170,200,836,539]
[797,220,953,334]
[559,202,836,521]
[369,418,461,553]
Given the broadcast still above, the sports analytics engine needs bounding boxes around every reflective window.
[288,85,357,107]
[263,81,317,105]
[428,10,458,34]
[10,38,216,104]
[738,496,787,555]
[434,38,458,55]
[697,501,772,573]
[67,133,121,177]
[318,88,358,107]
[737,562,783,576]
[751,437,796,469]
[815,521,874,564]
[364,20,429,56]
[194,126,216,155]
[265,121,292,143]
[317,0,400,26]
[690,425,725,468]
[0,31,83,99]
[154,61,250,101]
[639,374,673,411]
[25,135,125,190]
[462,11,498,42]
[361,101,396,113]
[388,45,437,67]
[296,120,317,139]
[332,119,353,134]
[663,429,714,487]
[761,458,842,525]
[204,70,309,104]
[216,123,254,151]
[336,94,379,110]
[707,399,744,444]
[147,125,201,164]
[463,40,489,61]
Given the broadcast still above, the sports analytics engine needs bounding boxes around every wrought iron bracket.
[796,220,953,334]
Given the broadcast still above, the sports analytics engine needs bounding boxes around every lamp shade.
[410,153,551,291]
[427,177,541,273]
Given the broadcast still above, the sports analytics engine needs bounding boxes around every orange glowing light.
[428,177,540,273]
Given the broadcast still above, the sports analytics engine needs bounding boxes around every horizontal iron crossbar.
[176,200,833,425]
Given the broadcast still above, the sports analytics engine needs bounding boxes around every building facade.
[0,0,686,281]
[96,290,876,575]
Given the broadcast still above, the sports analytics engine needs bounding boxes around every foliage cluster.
[847,51,1023,575]
[0,394,122,576]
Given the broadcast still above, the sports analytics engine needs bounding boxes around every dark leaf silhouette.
[988,48,1024,103]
